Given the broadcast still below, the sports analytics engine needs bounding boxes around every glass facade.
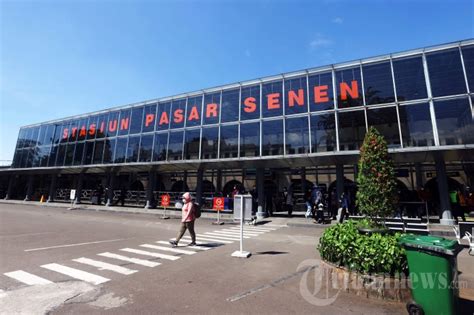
[12,41,474,169]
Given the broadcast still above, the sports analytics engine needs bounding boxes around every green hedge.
[317,220,408,276]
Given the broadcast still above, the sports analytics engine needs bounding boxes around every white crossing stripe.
[140,244,196,255]
[198,233,241,241]
[4,270,53,285]
[218,230,261,236]
[97,252,160,267]
[261,224,285,228]
[120,248,180,261]
[73,257,138,275]
[183,235,233,243]
[156,241,211,250]
[205,232,251,239]
[229,226,276,232]
[228,227,269,233]
[169,237,227,245]
[41,263,109,285]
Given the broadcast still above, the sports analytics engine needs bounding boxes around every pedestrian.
[450,189,466,224]
[305,188,313,219]
[119,187,126,206]
[338,192,349,223]
[283,186,294,217]
[169,192,196,247]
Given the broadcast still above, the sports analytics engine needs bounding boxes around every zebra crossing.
[2,224,281,291]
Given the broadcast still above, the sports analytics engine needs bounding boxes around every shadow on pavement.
[254,251,289,255]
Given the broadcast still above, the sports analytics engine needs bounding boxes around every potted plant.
[356,127,397,234]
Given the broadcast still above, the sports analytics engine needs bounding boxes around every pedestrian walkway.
[2,224,280,292]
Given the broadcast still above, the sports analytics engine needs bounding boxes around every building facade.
[2,39,474,224]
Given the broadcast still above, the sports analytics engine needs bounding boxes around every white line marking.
[120,248,180,261]
[41,263,109,285]
[73,257,138,275]
[4,270,52,285]
[140,244,196,255]
[205,232,251,239]
[261,224,285,228]
[156,241,211,250]
[0,232,54,238]
[225,229,265,234]
[217,230,261,236]
[97,252,160,267]
[228,227,273,232]
[25,238,128,252]
[169,237,224,246]
[197,233,240,241]
[179,236,233,244]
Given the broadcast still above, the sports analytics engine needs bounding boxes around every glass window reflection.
[153,132,168,161]
[129,107,144,135]
[203,93,220,125]
[240,122,260,157]
[142,104,157,133]
[309,72,334,111]
[184,129,201,160]
[73,142,84,165]
[220,125,238,158]
[170,99,186,129]
[106,112,120,137]
[139,134,153,162]
[64,143,75,166]
[186,96,203,127]
[103,139,116,164]
[262,120,284,156]
[434,98,474,145]
[393,56,427,101]
[241,85,260,120]
[338,111,366,150]
[285,76,308,115]
[96,114,107,139]
[118,110,131,136]
[262,81,283,117]
[427,48,467,97]
[126,136,140,163]
[221,89,240,123]
[461,45,474,92]
[311,113,336,152]
[285,116,309,154]
[168,131,183,160]
[201,127,218,159]
[156,102,171,131]
[367,107,401,148]
[336,67,363,108]
[362,61,395,105]
[398,103,434,147]
[114,138,127,163]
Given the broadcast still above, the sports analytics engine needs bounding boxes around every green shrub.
[318,220,407,276]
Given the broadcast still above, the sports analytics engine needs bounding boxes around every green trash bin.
[399,235,463,315]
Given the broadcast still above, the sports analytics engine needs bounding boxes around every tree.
[356,127,396,226]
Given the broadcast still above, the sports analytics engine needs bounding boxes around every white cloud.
[309,34,333,50]
[332,17,343,24]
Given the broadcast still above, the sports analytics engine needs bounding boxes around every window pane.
[393,56,427,101]
[139,134,154,162]
[83,141,94,165]
[156,102,171,131]
[285,76,308,115]
[338,111,366,150]
[309,72,334,111]
[462,45,474,92]
[285,116,309,154]
[59,122,69,144]
[20,148,29,168]
[311,113,336,152]
[363,61,395,105]
[184,129,201,160]
[103,138,116,164]
[126,136,140,162]
[16,128,27,149]
[186,96,202,127]
[48,146,58,167]
[73,142,84,165]
[96,114,107,139]
[106,111,120,137]
[168,131,183,160]
[52,124,62,145]
[118,109,131,136]
[241,85,260,120]
[93,140,104,164]
[367,107,401,148]
[203,93,220,125]
[114,137,128,163]
[153,132,168,161]
[221,89,240,123]
[336,67,363,108]
[25,148,34,167]
[56,144,67,166]
[43,124,55,147]
[64,143,75,166]
[262,81,283,117]
[76,118,88,141]
[142,104,157,133]
[435,98,474,145]
[220,124,238,158]
[39,146,51,167]
[30,147,40,167]
[201,127,218,159]
[38,125,47,146]
[130,107,144,135]
[87,116,99,140]
[240,122,260,157]
[170,99,186,129]
[262,120,284,156]
[398,103,434,147]
[427,48,467,97]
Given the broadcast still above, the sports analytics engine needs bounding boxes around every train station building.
[1,39,473,224]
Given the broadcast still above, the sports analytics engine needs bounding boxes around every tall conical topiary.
[356,127,396,226]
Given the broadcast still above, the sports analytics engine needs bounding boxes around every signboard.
[161,194,170,207]
[213,197,225,211]
[233,194,253,221]
[70,189,76,200]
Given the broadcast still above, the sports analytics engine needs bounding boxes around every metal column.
[145,169,156,209]
[47,174,58,203]
[24,175,34,201]
[435,155,455,225]
[256,168,266,219]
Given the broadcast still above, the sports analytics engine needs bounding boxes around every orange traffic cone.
[40,195,45,203]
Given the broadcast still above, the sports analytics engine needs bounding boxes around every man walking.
[169,192,196,247]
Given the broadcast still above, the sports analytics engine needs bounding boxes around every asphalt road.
[0,203,447,314]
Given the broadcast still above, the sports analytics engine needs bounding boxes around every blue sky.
[0,0,473,163]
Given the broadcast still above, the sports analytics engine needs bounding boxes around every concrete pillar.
[216,170,222,193]
[256,168,266,219]
[145,169,156,209]
[415,163,423,189]
[4,175,15,200]
[336,164,344,199]
[196,168,204,205]
[24,175,34,201]
[435,156,455,225]
[74,173,84,204]
[47,174,58,203]
[106,172,116,207]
